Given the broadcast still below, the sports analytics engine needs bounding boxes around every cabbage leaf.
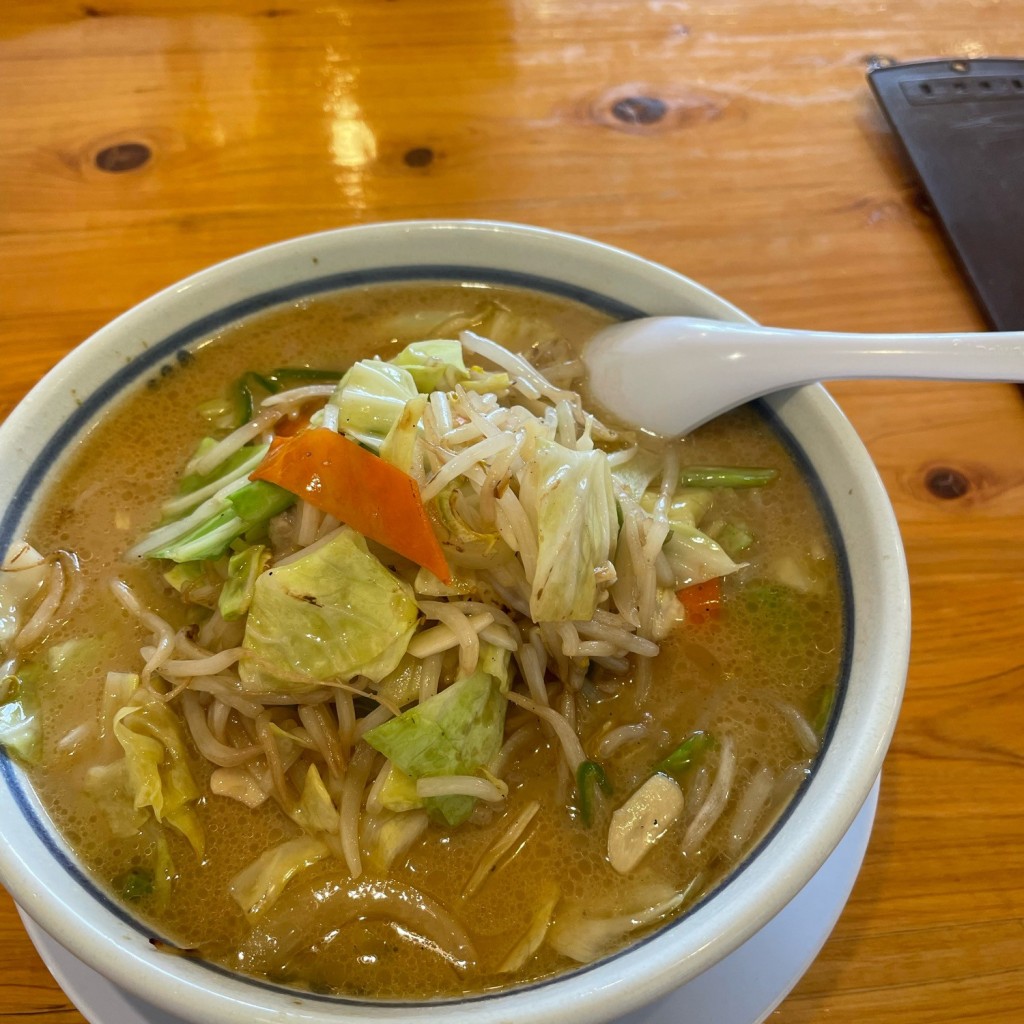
[379,394,427,475]
[239,527,418,696]
[112,678,204,856]
[529,439,617,622]
[389,339,469,392]
[218,544,270,621]
[331,359,418,439]
[293,763,340,834]
[609,450,662,502]
[663,525,740,589]
[640,488,714,530]
[364,669,507,826]
[228,834,330,920]
[0,670,42,765]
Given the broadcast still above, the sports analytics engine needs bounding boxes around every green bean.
[679,467,778,489]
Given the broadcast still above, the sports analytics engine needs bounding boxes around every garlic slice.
[607,773,685,874]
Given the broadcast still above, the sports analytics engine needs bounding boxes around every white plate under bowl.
[19,778,879,1024]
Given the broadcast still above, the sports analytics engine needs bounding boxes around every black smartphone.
[867,58,1024,331]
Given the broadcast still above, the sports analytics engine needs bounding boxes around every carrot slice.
[251,427,450,582]
[677,577,722,625]
[274,400,320,437]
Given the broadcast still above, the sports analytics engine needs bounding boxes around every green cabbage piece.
[83,761,149,838]
[610,450,663,501]
[293,764,340,834]
[377,764,423,814]
[113,831,176,909]
[640,488,714,530]
[228,834,330,920]
[379,393,427,474]
[0,638,102,765]
[239,527,418,696]
[112,678,204,857]
[663,525,740,589]
[0,670,42,765]
[366,809,429,873]
[218,544,270,621]
[373,654,426,709]
[530,439,617,622]
[389,339,469,392]
[432,481,509,563]
[715,522,754,559]
[331,359,418,439]
[364,669,507,826]
[478,641,511,693]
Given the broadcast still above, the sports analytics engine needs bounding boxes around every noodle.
[182,692,263,767]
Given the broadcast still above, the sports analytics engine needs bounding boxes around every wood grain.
[2,2,1022,1022]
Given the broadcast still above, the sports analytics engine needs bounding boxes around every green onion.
[654,731,713,777]
[679,467,778,489]
[577,760,612,826]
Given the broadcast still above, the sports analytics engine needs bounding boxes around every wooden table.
[1,2,1022,1021]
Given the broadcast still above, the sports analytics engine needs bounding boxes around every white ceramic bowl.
[0,220,910,1024]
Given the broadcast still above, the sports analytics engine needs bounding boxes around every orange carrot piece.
[677,577,722,625]
[251,427,450,582]
[274,401,320,437]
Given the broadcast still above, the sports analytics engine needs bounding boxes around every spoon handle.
[688,320,1024,386]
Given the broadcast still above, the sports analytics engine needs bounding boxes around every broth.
[7,282,843,999]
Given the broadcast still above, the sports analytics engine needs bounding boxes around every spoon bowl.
[582,316,1024,436]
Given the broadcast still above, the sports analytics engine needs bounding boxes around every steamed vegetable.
[654,730,714,778]
[390,339,469,392]
[1,639,101,765]
[662,525,739,589]
[679,467,778,489]
[330,359,418,441]
[640,488,714,530]
[201,368,343,430]
[364,668,507,826]
[218,544,270,621]
[112,676,204,856]
[677,578,723,625]
[549,887,687,963]
[251,427,450,582]
[129,440,295,563]
[239,526,418,695]
[0,670,42,764]
[529,439,617,622]
[576,760,612,827]
[606,773,685,874]
[228,835,330,919]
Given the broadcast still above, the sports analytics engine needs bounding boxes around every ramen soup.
[0,283,844,1000]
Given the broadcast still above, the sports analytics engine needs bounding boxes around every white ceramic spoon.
[581,316,1024,436]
